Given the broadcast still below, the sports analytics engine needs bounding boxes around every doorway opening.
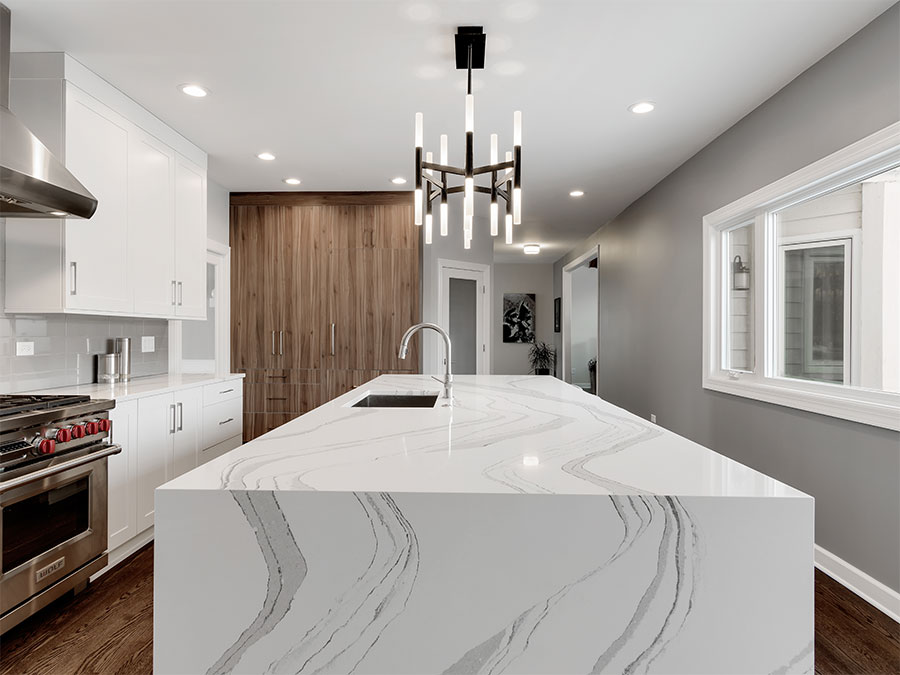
[562,248,599,393]
[437,259,491,374]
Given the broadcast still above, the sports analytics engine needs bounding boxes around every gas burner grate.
[0,394,92,418]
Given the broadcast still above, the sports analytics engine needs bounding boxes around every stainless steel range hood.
[0,3,97,219]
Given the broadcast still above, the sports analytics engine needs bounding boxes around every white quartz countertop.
[36,372,244,402]
[162,374,808,498]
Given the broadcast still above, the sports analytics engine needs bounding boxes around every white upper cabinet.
[4,54,208,319]
[130,128,177,316]
[65,85,132,312]
[174,154,207,319]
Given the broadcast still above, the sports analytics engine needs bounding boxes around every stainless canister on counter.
[97,353,120,383]
[114,336,131,382]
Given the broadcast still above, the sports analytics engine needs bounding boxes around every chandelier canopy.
[414,26,522,249]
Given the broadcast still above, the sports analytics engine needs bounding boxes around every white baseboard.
[815,544,900,623]
[91,527,155,582]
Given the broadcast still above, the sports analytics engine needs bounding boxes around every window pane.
[775,166,900,392]
[782,245,846,384]
[725,223,754,372]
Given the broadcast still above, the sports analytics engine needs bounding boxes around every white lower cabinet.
[107,399,138,551]
[172,387,203,477]
[106,378,243,557]
[136,392,175,532]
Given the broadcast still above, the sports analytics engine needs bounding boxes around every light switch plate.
[650,414,657,424]
[16,341,35,356]
[141,336,155,353]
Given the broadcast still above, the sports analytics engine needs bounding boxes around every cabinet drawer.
[202,397,243,450]
[240,369,321,385]
[203,379,243,407]
[199,434,242,465]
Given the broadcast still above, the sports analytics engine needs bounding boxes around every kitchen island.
[155,375,813,674]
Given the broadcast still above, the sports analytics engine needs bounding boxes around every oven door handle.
[0,445,122,494]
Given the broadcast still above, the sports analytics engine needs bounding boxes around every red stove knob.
[52,427,72,443]
[98,419,111,433]
[85,421,100,435]
[69,424,86,439]
[34,438,56,455]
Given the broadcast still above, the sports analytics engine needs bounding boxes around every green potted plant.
[588,358,597,394]
[529,341,557,375]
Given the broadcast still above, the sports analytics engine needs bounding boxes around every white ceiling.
[5,0,893,262]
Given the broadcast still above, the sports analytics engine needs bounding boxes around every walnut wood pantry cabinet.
[230,193,420,441]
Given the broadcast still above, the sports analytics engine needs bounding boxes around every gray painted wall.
[492,263,554,375]
[207,180,230,246]
[554,5,900,591]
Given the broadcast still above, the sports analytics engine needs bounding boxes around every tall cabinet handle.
[176,402,183,431]
[177,282,183,306]
[70,262,77,295]
[271,330,276,355]
[279,330,284,355]
[171,280,177,305]
[169,404,176,434]
[331,323,336,356]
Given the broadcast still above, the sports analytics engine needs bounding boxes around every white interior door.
[439,261,490,374]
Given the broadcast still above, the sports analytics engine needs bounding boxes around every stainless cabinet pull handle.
[176,402,183,431]
[271,330,276,355]
[279,330,284,355]
[171,280,177,305]
[169,404,176,434]
[219,418,234,425]
[70,262,77,295]
[177,281,183,306]
[219,388,234,394]
[331,323,336,356]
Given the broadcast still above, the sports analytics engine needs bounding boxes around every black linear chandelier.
[414,26,522,248]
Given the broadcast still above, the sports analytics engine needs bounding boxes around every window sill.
[703,375,900,431]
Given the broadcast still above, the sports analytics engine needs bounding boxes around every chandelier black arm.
[422,173,444,190]
[474,160,514,175]
[422,161,465,176]
[494,172,515,189]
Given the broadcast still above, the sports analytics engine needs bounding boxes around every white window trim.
[703,122,900,431]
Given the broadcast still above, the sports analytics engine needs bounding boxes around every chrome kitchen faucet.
[398,323,452,400]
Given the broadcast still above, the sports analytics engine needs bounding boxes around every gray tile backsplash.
[0,218,169,392]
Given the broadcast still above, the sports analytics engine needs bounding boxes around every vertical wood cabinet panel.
[231,196,418,442]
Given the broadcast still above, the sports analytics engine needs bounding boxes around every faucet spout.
[398,322,453,400]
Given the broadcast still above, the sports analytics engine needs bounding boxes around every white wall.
[491,263,555,375]
[420,200,493,373]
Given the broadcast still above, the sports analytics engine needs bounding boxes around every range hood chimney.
[0,3,97,218]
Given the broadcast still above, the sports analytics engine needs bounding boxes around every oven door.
[0,447,116,616]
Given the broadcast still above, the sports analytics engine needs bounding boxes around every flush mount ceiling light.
[629,101,655,114]
[283,177,301,185]
[179,83,208,98]
[414,26,522,249]
[523,243,540,255]
[257,152,276,161]
[569,190,584,197]
[391,177,408,185]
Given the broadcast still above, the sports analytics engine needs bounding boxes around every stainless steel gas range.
[0,394,120,634]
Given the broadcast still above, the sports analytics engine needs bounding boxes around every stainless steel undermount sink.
[351,392,439,408]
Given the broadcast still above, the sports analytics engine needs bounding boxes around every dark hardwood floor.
[1,545,897,674]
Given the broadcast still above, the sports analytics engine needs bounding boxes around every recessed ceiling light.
[523,243,541,255]
[391,177,408,185]
[283,177,301,185]
[179,83,208,98]
[629,101,655,114]
[49,210,67,216]
[569,190,584,197]
[257,152,276,161]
